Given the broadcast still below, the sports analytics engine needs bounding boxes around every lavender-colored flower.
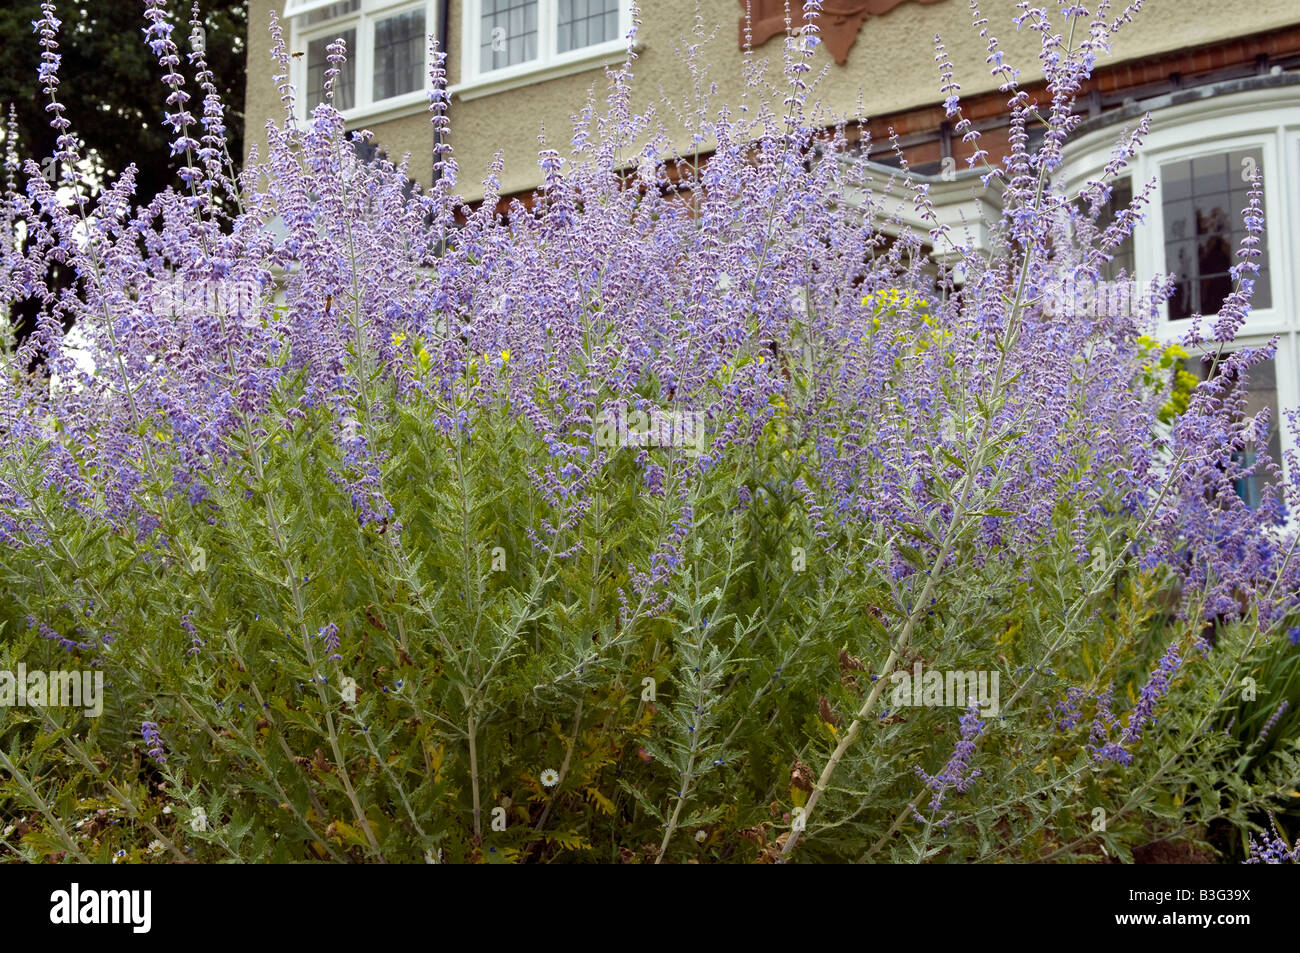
[1244,814,1299,864]
[142,0,200,182]
[317,622,342,662]
[141,721,166,765]
[1054,686,1086,733]
[1087,645,1183,766]
[1121,642,1182,748]
[915,702,985,813]
[1087,685,1132,766]
[1257,700,1289,745]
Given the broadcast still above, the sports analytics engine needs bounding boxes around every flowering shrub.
[1,0,1298,863]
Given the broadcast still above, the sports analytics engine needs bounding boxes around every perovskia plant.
[0,0,1297,864]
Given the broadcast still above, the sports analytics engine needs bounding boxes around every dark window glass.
[307,29,357,111]
[558,0,620,53]
[373,9,426,100]
[481,0,538,71]
[1162,149,1270,319]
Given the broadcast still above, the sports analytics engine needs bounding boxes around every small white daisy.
[540,768,560,788]
[695,830,707,843]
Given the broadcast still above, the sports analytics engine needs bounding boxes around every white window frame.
[453,0,633,101]
[1060,84,1300,501]
[286,0,437,125]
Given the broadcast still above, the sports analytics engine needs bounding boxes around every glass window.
[373,9,426,100]
[306,30,356,111]
[558,0,620,54]
[1162,148,1270,319]
[1183,353,1284,508]
[1098,177,1134,281]
[481,0,539,71]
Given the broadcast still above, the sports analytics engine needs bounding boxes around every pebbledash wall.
[244,0,1300,498]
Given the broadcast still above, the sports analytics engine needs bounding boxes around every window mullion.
[541,0,556,66]
[284,0,347,17]
[291,36,305,122]
[466,0,480,81]
[357,13,373,109]
[423,0,434,93]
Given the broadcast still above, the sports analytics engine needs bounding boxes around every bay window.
[1060,83,1300,506]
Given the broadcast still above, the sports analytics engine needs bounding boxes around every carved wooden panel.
[739,0,945,65]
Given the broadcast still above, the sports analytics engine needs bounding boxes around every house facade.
[243,0,1300,498]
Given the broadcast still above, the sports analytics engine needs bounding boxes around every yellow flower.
[499,349,511,363]
[392,332,433,376]
[862,289,930,311]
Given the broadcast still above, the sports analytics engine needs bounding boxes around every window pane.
[307,29,356,111]
[1190,154,1228,196]
[1167,240,1195,320]
[558,0,620,53]
[1163,198,1192,243]
[305,0,359,26]
[1099,177,1134,280]
[1183,353,1284,508]
[1162,160,1191,202]
[1160,148,1268,319]
[481,0,539,71]
[374,9,426,100]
